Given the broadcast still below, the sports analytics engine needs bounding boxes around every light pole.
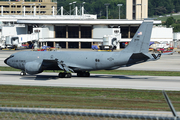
[136,4,141,20]
[73,1,76,15]
[143,4,146,19]
[12,3,15,16]
[104,3,110,19]
[69,3,72,15]
[21,2,24,16]
[117,4,122,19]
[38,3,41,16]
[82,2,85,15]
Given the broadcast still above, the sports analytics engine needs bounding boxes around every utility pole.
[69,3,72,15]
[104,3,110,19]
[117,4,123,19]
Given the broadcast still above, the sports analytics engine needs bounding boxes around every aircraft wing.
[41,59,91,72]
[161,52,174,55]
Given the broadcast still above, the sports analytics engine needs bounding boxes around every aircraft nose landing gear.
[58,72,72,78]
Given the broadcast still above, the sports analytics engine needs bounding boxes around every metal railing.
[0,107,179,120]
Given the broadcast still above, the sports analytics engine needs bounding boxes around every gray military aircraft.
[4,20,161,78]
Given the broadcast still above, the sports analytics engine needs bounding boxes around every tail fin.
[122,20,153,53]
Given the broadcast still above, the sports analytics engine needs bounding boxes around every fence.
[0,107,179,120]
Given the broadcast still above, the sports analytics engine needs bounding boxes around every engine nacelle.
[25,61,42,74]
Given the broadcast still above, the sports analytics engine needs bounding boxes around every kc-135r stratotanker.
[4,20,162,78]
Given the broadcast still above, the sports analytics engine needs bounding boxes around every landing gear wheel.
[77,72,90,77]
[67,73,72,78]
[77,73,81,77]
[58,72,72,78]
[20,72,26,76]
[59,72,65,78]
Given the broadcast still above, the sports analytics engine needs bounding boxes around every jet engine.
[25,61,43,74]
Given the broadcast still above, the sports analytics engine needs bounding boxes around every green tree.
[166,17,176,27]
[172,24,180,32]
[177,19,180,24]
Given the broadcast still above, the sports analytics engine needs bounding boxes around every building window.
[133,13,136,19]
[11,11,16,13]
[130,26,139,38]
[68,42,79,48]
[121,27,128,38]
[3,5,9,8]
[81,42,91,48]
[55,26,66,38]
[25,6,31,8]
[11,5,16,8]
[133,0,136,5]
[3,11,9,13]
[56,42,66,48]
[81,26,92,38]
[47,42,53,47]
[68,26,79,38]
[40,6,46,8]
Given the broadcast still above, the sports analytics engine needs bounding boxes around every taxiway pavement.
[0,71,180,91]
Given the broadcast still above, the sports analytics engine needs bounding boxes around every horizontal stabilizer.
[126,53,150,66]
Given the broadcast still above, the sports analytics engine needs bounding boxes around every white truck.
[93,27,121,50]
[100,34,121,50]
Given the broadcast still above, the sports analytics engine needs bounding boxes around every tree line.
[148,0,180,16]
[57,0,125,19]
[57,0,180,32]
[57,0,180,19]
[165,17,180,32]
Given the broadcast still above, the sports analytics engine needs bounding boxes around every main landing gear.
[58,71,90,78]
[77,72,90,77]
[58,72,72,78]
[20,71,26,76]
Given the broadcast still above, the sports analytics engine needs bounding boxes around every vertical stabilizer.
[122,20,153,53]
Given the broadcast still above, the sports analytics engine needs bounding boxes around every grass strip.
[0,85,180,111]
[1,66,180,76]
[90,70,180,76]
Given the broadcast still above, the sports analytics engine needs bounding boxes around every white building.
[151,26,173,43]
[173,32,180,48]
[1,15,174,49]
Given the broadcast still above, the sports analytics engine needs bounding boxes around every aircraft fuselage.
[5,51,131,73]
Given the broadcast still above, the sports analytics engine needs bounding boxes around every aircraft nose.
[4,55,14,65]
[4,58,9,65]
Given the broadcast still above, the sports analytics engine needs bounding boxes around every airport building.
[126,0,148,20]
[0,0,57,15]
[16,18,163,49]
[0,0,174,49]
